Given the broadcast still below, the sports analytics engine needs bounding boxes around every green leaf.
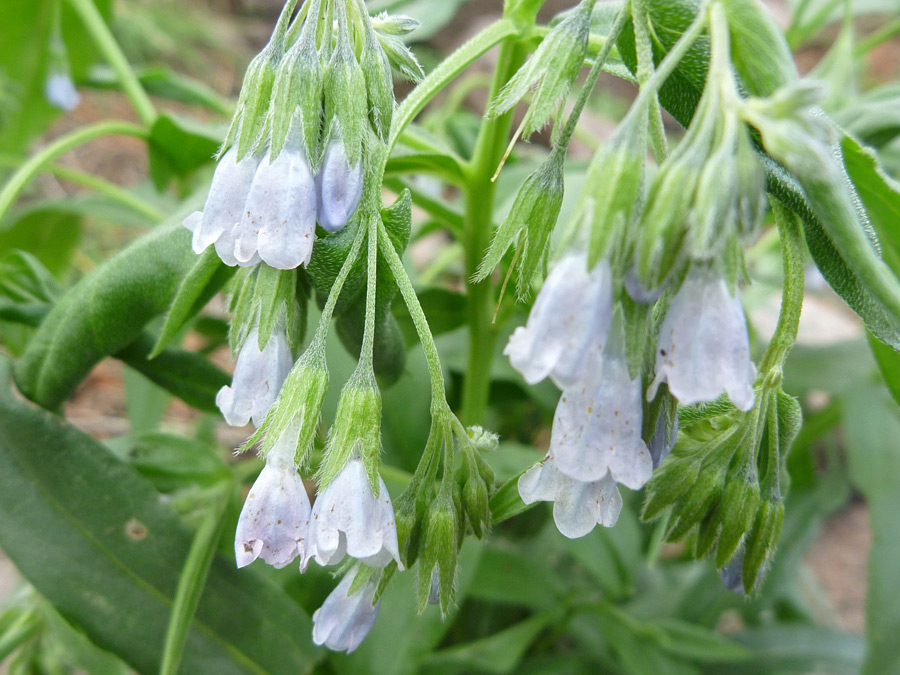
[393,287,466,346]
[148,114,222,190]
[466,544,563,610]
[87,64,231,115]
[421,610,561,675]
[152,246,235,357]
[124,365,170,433]
[868,331,900,408]
[650,619,750,663]
[105,432,230,493]
[116,331,229,414]
[834,84,900,147]
[0,206,83,277]
[842,383,900,675]
[14,201,201,409]
[0,356,319,674]
[840,133,900,276]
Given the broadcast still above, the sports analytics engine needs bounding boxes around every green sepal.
[475,148,565,299]
[740,496,783,593]
[488,0,591,136]
[250,345,328,468]
[714,472,761,567]
[416,488,459,615]
[641,447,703,521]
[151,246,236,358]
[323,17,367,166]
[270,30,323,162]
[228,265,306,355]
[360,28,395,142]
[665,464,726,542]
[373,30,424,83]
[318,367,382,492]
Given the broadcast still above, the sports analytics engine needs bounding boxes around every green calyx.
[228,265,307,355]
[317,365,383,492]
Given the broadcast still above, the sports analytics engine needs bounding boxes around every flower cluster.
[183,0,419,270]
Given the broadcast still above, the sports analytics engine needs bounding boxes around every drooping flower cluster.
[183,0,421,270]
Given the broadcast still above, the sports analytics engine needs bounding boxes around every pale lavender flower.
[648,265,756,411]
[550,344,653,489]
[649,413,678,469]
[504,253,613,388]
[317,136,364,233]
[216,327,293,427]
[44,71,79,111]
[182,147,260,265]
[305,458,401,570]
[518,455,623,538]
[312,567,380,653]
[233,140,318,269]
[234,428,310,568]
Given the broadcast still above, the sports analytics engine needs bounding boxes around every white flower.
[182,147,260,264]
[215,327,293,427]
[518,455,622,538]
[648,265,756,411]
[44,71,79,111]
[504,253,613,389]
[312,567,380,653]
[305,458,401,570]
[550,345,653,489]
[317,137,364,233]
[233,142,318,270]
[234,443,310,569]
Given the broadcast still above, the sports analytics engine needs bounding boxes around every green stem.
[555,2,630,150]
[0,154,164,223]
[66,0,157,127]
[158,484,231,675]
[460,36,525,425]
[377,221,447,406]
[0,121,147,222]
[632,0,669,159]
[312,220,368,345]
[760,198,806,375]
[0,611,39,662]
[359,215,379,369]
[389,18,519,152]
[855,16,900,55]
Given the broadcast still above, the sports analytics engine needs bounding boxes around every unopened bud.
[417,491,459,614]
[715,473,761,568]
[666,466,726,542]
[641,452,702,522]
[742,497,784,593]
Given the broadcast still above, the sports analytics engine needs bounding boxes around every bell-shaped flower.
[317,136,364,233]
[305,457,401,570]
[216,327,293,427]
[234,426,310,569]
[550,343,653,489]
[504,253,613,389]
[312,567,380,653]
[518,455,622,538]
[45,71,80,111]
[233,138,318,270]
[182,147,260,262]
[648,265,755,411]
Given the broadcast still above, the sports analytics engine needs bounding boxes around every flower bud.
[269,23,323,161]
[641,452,703,522]
[462,472,491,539]
[370,15,425,82]
[44,28,79,111]
[323,8,367,169]
[715,471,761,568]
[317,134,364,233]
[417,490,459,613]
[665,465,726,542]
[361,28,395,141]
[488,0,591,137]
[318,369,382,487]
[476,148,565,298]
[741,496,784,593]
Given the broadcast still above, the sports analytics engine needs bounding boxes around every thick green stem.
[66,0,157,127]
[760,198,806,375]
[460,37,525,425]
[0,121,147,222]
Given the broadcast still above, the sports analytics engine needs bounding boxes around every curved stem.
[0,121,148,222]
[359,215,379,369]
[377,221,447,406]
[0,154,164,223]
[388,18,519,152]
[760,198,806,375]
[632,0,669,160]
[311,222,368,346]
[66,0,157,127]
